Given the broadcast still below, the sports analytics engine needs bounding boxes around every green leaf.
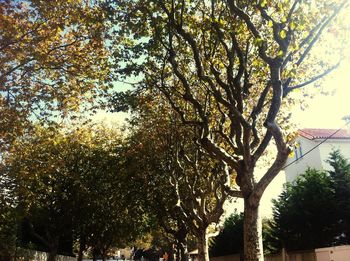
[254,37,264,47]
[277,2,283,10]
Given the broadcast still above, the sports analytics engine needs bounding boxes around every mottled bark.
[197,228,209,261]
[243,200,263,261]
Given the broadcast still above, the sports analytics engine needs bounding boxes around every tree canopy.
[0,0,111,149]
[1,124,144,261]
[1,1,349,261]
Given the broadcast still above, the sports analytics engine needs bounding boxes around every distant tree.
[6,126,79,261]
[210,212,244,258]
[0,175,18,261]
[123,93,237,261]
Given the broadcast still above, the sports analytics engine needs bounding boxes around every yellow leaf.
[280,29,287,39]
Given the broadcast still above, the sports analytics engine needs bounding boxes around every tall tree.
[7,126,79,261]
[110,1,348,260]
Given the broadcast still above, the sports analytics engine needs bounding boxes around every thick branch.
[226,0,273,63]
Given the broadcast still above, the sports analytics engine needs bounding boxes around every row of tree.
[3,115,350,261]
[210,151,350,257]
[0,103,234,261]
[1,1,349,261]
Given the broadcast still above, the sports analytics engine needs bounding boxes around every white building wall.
[285,137,322,182]
[315,245,350,261]
[285,137,350,182]
[319,140,350,170]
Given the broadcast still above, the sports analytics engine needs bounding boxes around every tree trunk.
[175,228,188,261]
[175,242,180,261]
[101,250,106,261]
[243,199,264,261]
[77,238,85,261]
[47,247,58,261]
[46,237,59,261]
[92,248,99,261]
[179,242,188,261]
[197,228,209,261]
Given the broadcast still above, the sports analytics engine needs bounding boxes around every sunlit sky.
[291,60,350,129]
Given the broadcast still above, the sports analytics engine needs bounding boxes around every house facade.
[284,128,350,182]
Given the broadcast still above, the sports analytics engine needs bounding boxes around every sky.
[290,60,350,129]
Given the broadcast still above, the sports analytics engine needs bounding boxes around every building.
[284,128,350,182]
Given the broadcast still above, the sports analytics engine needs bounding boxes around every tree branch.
[284,62,339,95]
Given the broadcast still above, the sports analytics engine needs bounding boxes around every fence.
[211,254,241,261]
[211,249,316,261]
[15,248,76,261]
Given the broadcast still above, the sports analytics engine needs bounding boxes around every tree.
[272,169,338,250]
[0,0,111,149]
[272,151,350,250]
[122,93,236,261]
[110,1,348,260]
[210,212,244,258]
[0,171,18,261]
[3,124,137,261]
[68,127,125,261]
[6,126,79,261]
[327,150,350,243]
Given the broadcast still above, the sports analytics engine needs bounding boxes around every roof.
[299,128,350,140]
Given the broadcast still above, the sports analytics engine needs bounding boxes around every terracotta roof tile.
[299,128,350,140]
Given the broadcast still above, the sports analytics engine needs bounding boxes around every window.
[294,142,302,160]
